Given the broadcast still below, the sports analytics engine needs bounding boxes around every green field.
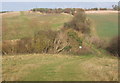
[87,13,118,41]
[2,12,72,40]
[3,54,118,81]
[3,12,118,41]
[2,12,118,81]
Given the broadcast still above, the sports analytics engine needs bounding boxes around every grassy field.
[2,12,72,40]
[2,11,118,81]
[2,54,118,81]
[2,12,118,41]
[87,13,118,41]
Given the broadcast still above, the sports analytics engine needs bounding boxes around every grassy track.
[87,13,118,41]
[3,54,118,81]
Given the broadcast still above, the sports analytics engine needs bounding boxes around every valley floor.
[2,54,118,81]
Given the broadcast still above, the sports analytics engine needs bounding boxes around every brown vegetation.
[106,36,119,56]
[3,9,116,56]
[64,9,91,34]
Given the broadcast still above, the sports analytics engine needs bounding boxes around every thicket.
[2,41,16,55]
[31,8,83,15]
[33,30,56,53]
[67,31,83,46]
[106,36,119,56]
[62,9,93,55]
[31,8,110,14]
[112,5,120,10]
[99,8,107,10]
[0,11,10,13]
[64,9,91,35]
[2,9,92,55]
[2,30,57,55]
[2,9,108,55]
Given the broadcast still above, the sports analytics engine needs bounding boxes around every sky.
[1,2,118,11]
[1,0,119,2]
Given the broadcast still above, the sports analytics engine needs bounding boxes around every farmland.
[2,11,118,81]
[3,54,118,81]
[2,12,72,40]
[87,13,118,41]
[2,11,118,41]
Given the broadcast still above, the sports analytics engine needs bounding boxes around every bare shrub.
[16,37,33,54]
[2,40,18,55]
[64,9,91,35]
[88,37,105,49]
[63,8,72,14]
[106,36,119,56]
[2,30,57,55]
[33,30,57,53]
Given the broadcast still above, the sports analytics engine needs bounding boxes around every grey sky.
[2,2,118,11]
[2,0,119,2]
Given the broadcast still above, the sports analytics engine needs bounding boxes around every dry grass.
[85,10,118,14]
[2,12,72,40]
[2,54,118,81]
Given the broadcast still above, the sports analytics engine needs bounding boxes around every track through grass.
[3,54,118,81]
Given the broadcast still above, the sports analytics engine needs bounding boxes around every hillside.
[87,12,118,40]
[2,10,118,81]
[2,11,72,40]
[2,11,118,41]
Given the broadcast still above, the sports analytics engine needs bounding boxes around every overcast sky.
[1,0,120,2]
[1,0,119,11]
[2,2,117,11]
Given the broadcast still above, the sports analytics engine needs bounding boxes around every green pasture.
[2,12,72,40]
[87,13,118,41]
[2,12,118,81]
[3,12,118,41]
[3,54,118,81]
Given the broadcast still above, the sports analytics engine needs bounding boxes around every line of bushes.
[85,8,108,11]
[0,11,11,13]
[3,8,117,56]
[106,36,119,56]
[2,9,90,55]
[31,7,113,15]
[31,8,84,15]
[64,9,91,35]
[62,9,93,55]
[2,30,57,55]
[67,31,83,46]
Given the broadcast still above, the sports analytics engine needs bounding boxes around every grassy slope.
[87,13,118,41]
[3,12,117,41]
[2,12,72,40]
[2,12,118,81]
[3,54,118,81]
